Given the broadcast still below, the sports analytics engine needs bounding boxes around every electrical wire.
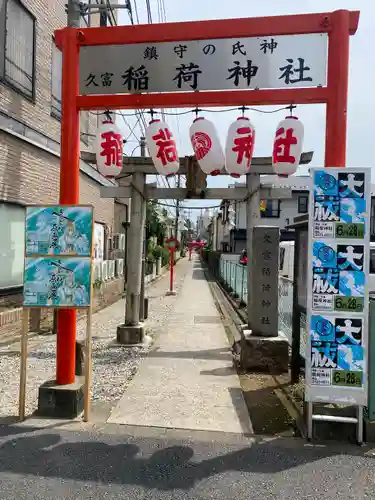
[96,1,148,142]
[145,0,153,23]
[125,115,142,141]
[132,0,140,23]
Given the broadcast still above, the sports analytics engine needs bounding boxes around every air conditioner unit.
[108,260,115,279]
[119,233,126,251]
[112,233,126,252]
[93,261,102,281]
[115,259,124,277]
[112,233,120,250]
[101,261,108,281]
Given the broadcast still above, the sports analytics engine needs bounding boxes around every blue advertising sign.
[23,257,92,308]
[25,205,93,256]
[306,168,370,406]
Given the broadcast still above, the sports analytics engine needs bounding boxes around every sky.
[117,0,375,220]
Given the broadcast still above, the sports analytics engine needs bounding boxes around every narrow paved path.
[108,256,251,434]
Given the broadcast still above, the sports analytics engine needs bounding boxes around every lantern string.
[104,110,112,122]
[239,105,249,117]
[287,104,297,116]
[193,108,202,119]
[89,104,296,118]
[148,109,157,120]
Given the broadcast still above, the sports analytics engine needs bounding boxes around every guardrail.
[217,262,307,359]
[219,259,248,304]
[278,276,307,359]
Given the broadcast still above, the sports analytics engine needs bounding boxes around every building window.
[260,200,280,218]
[0,203,25,289]
[51,39,62,120]
[1,0,36,99]
[298,195,309,213]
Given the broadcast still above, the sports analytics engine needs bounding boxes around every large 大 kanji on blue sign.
[306,168,370,406]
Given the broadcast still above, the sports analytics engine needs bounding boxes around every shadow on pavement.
[148,347,231,361]
[0,430,364,491]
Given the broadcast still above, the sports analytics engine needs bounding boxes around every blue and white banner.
[306,168,370,405]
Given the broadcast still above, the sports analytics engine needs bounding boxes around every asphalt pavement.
[0,421,374,499]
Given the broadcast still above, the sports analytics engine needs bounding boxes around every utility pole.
[67,0,81,27]
[174,175,181,240]
[99,0,107,27]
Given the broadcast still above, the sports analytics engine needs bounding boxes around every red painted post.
[56,28,80,385]
[169,249,174,292]
[325,10,350,168]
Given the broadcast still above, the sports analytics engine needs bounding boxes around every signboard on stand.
[306,168,370,406]
[19,205,95,422]
[23,257,92,308]
[26,205,93,256]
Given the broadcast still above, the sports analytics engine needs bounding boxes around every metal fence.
[278,276,307,359]
[217,263,307,359]
[278,277,293,342]
[219,259,248,304]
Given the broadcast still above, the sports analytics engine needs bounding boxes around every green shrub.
[147,252,155,263]
[152,245,163,259]
[161,247,170,267]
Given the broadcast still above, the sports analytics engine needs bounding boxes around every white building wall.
[234,192,308,230]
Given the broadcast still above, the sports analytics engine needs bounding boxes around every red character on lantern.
[152,127,178,166]
[272,127,297,165]
[100,130,123,167]
[272,116,304,177]
[232,126,255,167]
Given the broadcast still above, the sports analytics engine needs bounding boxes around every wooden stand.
[18,305,94,422]
[18,309,30,422]
[83,306,93,422]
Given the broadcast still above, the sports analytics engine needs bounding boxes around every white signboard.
[79,33,327,95]
[306,168,370,406]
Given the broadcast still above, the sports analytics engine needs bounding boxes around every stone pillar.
[243,225,289,374]
[116,172,146,345]
[251,226,279,336]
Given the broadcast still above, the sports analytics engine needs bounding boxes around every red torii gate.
[55,10,359,386]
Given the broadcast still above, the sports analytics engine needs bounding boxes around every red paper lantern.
[272,116,304,177]
[95,119,123,178]
[189,117,224,176]
[145,119,180,176]
[225,116,255,178]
